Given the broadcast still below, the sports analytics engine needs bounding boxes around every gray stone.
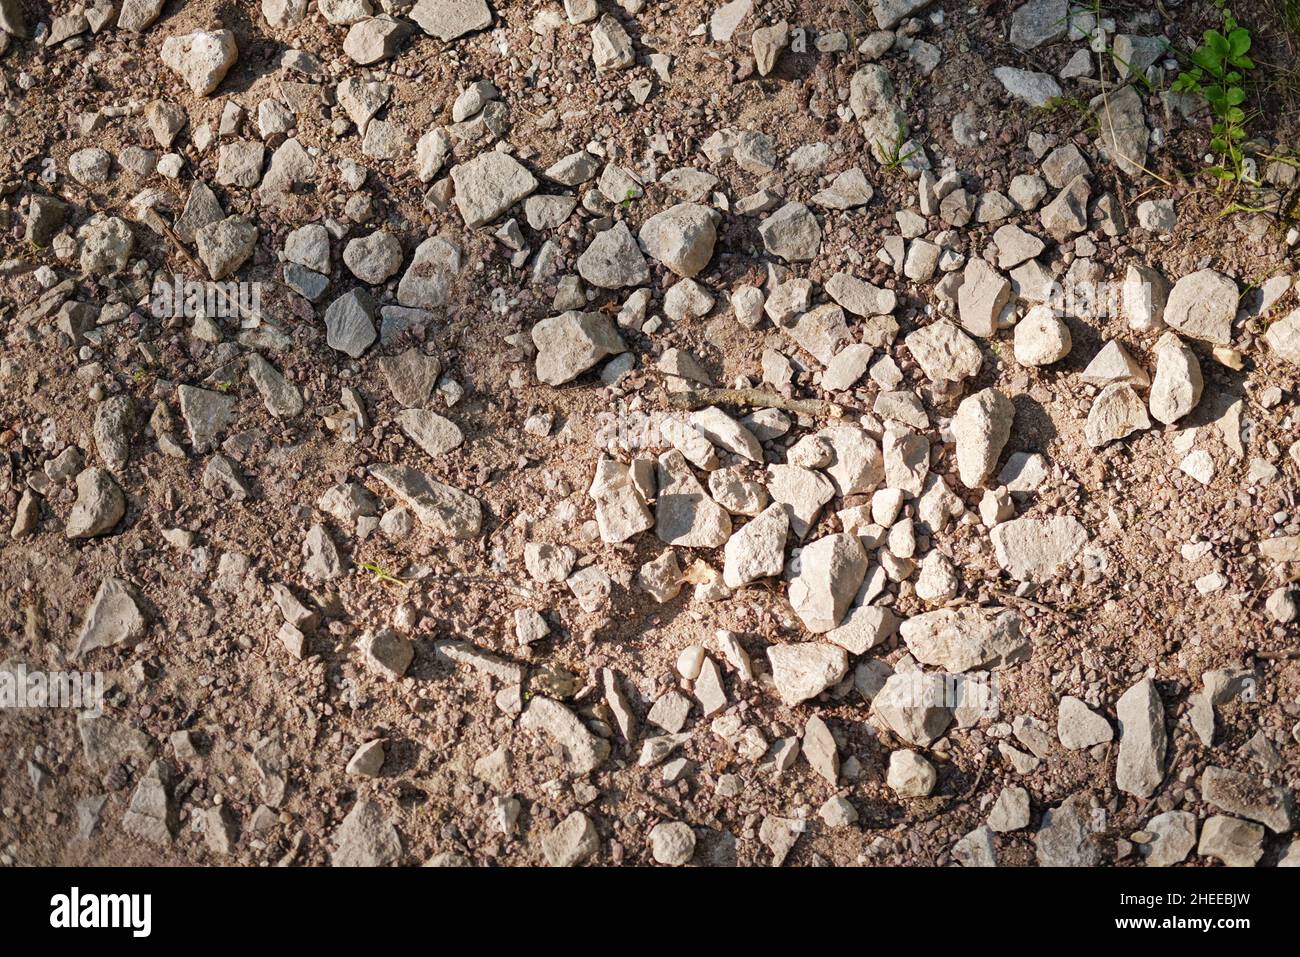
[160,30,238,96]
[578,222,650,288]
[872,671,954,746]
[542,811,599,866]
[1057,695,1112,749]
[66,468,125,539]
[344,230,403,284]
[195,216,257,281]
[990,515,1088,582]
[324,288,378,358]
[901,606,1028,673]
[331,798,402,866]
[451,152,538,228]
[521,697,610,774]
[1035,792,1100,866]
[1115,678,1166,799]
[1141,810,1197,867]
[1148,331,1202,425]
[369,463,481,538]
[767,643,848,706]
[532,310,626,385]
[639,203,717,278]
[759,202,822,262]
[1164,269,1237,344]
[1009,0,1068,49]
[952,387,1014,488]
[789,533,869,633]
[994,66,1062,107]
[1200,765,1295,833]
[1197,815,1264,867]
[888,749,937,798]
[75,577,146,657]
[1085,383,1151,447]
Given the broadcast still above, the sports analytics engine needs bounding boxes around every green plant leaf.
[1225,86,1245,106]
[1228,28,1251,56]
[1191,48,1223,73]
[1206,30,1230,57]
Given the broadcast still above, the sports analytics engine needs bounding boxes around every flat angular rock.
[410,0,492,40]
[789,533,869,633]
[870,0,934,30]
[1200,766,1295,833]
[247,354,303,417]
[160,30,238,96]
[368,463,481,538]
[990,515,1087,582]
[379,349,442,407]
[813,168,874,210]
[1085,383,1151,447]
[75,577,146,657]
[759,202,821,262]
[591,14,634,71]
[826,604,898,655]
[1164,269,1237,344]
[532,310,626,385]
[766,463,835,538]
[520,696,610,774]
[825,271,896,317]
[590,458,654,543]
[872,671,954,746]
[1264,305,1300,367]
[1035,793,1100,866]
[994,66,1062,106]
[1009,0,1069,50]
[343,15,410,64]
[66,467,126,538]
[1039,174,1090,241]
[1115,678,1166,799]
[690,406,761,462]
[784,304,850,365]
[655,450,731,548]
[1141,810,1198,867]
[1148,331,1202,424]
[1090,84,1149,178]
[958,259,1012,337]
[952,388,1014,489]
[639,203,717,278]
[195,216,257,280]
[397,409,463,459]
[767,643,849,706]
[451,152,538,228]
[1081,340,1149,387]
[1198,815,1264,867]
[905,320,982,384]
[324,288,378,358]
[123,761,175,846]
[578,222,650,288]
[397,236,462,310]
[1057,695,1113,749]
[723,503,788,588]
[900,606,1028,672]
[332,798,402,866]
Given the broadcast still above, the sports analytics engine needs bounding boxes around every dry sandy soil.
[0,0,1298,868]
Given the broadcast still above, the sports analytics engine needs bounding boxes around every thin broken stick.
[664,385,846,420]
